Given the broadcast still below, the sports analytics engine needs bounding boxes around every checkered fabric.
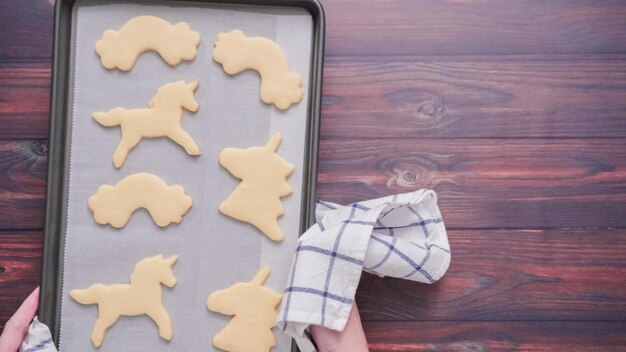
[277,190,450,351]
[20,317,57,352]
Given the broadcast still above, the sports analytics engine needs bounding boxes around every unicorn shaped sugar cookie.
[93,80,200,168]
[96,15,200,71]
[213,29,303,110]
[207,266,283,352]
[70,254,178,347]
[219,132,294,242]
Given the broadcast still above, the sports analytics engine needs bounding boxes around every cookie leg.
[112,133,142,168]
[147,305,173,341]
[168,128,200,155]
[91,314,117,347]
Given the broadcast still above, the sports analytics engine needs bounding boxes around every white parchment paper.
[58,1,312,350]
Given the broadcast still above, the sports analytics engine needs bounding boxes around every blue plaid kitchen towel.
[20,317,57,352]
[277,189,451,351]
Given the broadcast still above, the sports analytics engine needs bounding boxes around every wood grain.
[5,0,626,59]
[0,0,53,60]
[357,229,626,321]
[0,232,42,331]
[363,321,626,352]
[321,56,626,138]
[0,63,51,140]
[317,138,626,228]
[0,141,47,230]
[323,0,626,56]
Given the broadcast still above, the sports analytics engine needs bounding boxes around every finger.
[310,303,369,352]
[9,287,39,328]
[0,287,39,351]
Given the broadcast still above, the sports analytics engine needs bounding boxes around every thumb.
[0,287,39,352]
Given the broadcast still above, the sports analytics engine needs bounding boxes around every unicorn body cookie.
[88,173,192,228]
[70,255,178,347]
[219,133,294,241]
[213,29,302,110]
[96,15,200,71]
[207,266,282,352]
[93,80,200,168]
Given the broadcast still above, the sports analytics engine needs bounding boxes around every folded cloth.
[20,317,57,352]
[277,190,451,351]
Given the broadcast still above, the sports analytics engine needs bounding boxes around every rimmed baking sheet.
[42,0,323,350]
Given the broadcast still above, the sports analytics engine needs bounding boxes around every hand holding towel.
[277,190,451,351]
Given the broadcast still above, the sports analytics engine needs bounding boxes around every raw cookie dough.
[70,254,178,347]
[88,173,192,228]
[95,15,201,71]
[93,80,200,168]
[213,29,303,110]
[207,266,282,352]
[219,132,294,241]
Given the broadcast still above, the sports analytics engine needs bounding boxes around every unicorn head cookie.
[207,266,282,352]
[219,133,294,241]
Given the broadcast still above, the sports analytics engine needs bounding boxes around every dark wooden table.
[2,0,626,350]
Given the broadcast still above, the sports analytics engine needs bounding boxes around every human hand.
[310,303,369,352]
[0,287,39,352]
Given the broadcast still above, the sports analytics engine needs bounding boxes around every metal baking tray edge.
[40,0,325,349]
